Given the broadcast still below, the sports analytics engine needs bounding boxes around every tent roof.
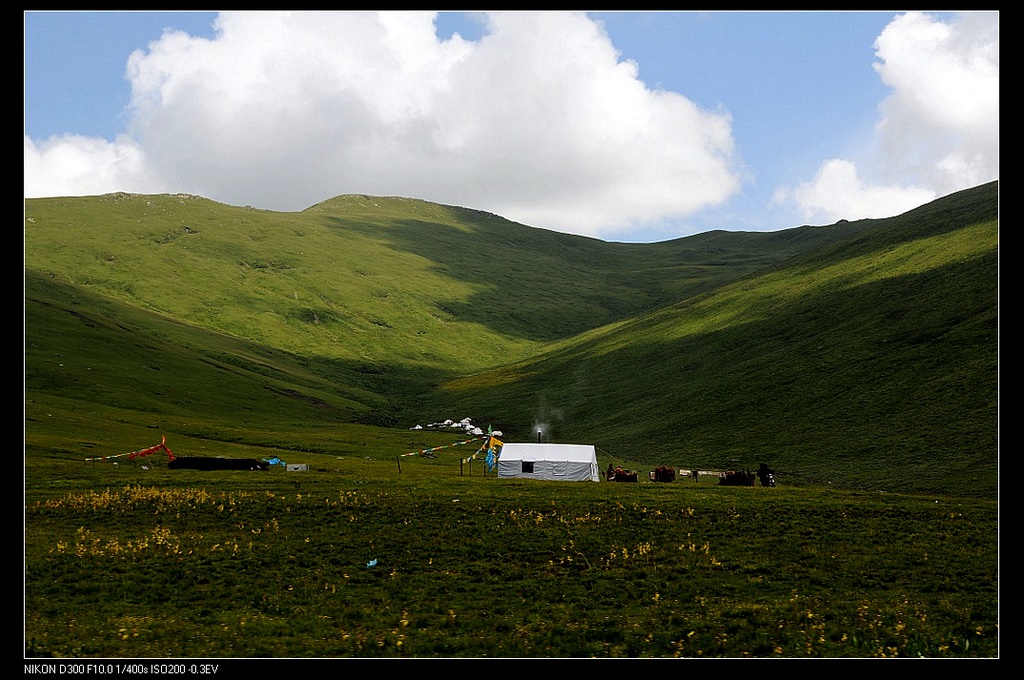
[499,443,596,463]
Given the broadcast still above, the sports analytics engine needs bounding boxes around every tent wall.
[497,444,599,482]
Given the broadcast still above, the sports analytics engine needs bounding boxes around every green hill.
[431,182,999,496]
[24,182,997,497]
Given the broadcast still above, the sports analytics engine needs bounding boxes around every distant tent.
[497,443,599,482]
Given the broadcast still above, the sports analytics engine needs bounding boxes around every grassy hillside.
[25,193,530,373]
[25,192,872,364]
[429,182,999,497]
[24,190,869,432]
[22,183,999,660]
[24,183,997,498]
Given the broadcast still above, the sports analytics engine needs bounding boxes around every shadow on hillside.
[320,214,655,342]
[24,269,463,429]
[421,247,998,498]
[318,210,885,343]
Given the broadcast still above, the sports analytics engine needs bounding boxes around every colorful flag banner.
[463,433,503,468]
[400,437,485,457]
[85,435,175,462]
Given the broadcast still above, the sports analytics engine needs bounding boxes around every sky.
[24,10,999,243]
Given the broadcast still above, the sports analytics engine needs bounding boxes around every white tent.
[497,443,599,482]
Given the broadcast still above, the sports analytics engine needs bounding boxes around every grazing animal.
[718,469,756,486]
[615,467,638,482]
[652,465,676,482]
[607,464,638,482]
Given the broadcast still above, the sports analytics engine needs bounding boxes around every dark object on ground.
[719,469,756,486]
[652,466,676,482]
[757,462,776,487]
[169,457,268,471]
[606,464,638,482]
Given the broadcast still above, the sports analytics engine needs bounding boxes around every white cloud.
[24,134,162,198]
[780,11,998,224]
[24,11,740,239]
[776,159,937,224]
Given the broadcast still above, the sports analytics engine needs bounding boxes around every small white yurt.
[497,443,599,482]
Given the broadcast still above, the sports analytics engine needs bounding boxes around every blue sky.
[24,11,998,242]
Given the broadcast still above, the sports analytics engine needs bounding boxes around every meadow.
[24,450,997,658]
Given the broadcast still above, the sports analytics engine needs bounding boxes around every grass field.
[25,453,997,658]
